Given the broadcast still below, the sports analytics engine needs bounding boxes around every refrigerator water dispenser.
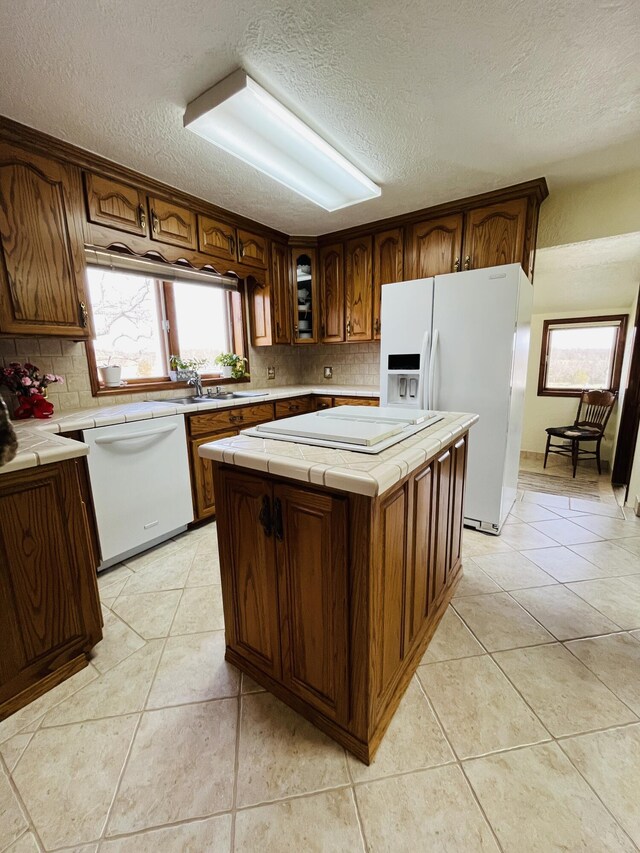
[386,353,421,406]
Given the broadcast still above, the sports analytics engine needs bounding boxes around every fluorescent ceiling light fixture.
[184,69,381,212]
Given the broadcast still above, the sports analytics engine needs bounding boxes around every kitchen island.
[200,411,477,763]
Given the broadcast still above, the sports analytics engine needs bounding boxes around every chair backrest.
[574,390,617,434]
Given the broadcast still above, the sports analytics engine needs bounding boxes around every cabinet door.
[84,172,147,236]
[314,396,333,410]
[373,228,403,339]
[148,195,197,249]
[248,280,273,346]
[0,143,90,337]
[332,396,378,407]
[345,235,373,341]
[237,229,267,268]
[275,396,314,418]
[190,430,238,521]
[217,471,281,678]
[197,215,237,262]
[271,241,292,344]
[463,198,528,271]
[406,463,434,647]
[319,243,345,342]
[408,214,463,279]
[275,483,349,723]
[431,448,453,607]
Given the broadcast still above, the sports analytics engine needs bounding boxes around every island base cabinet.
[212,430,468,763]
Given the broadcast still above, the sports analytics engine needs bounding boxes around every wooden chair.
[544,390,617,478]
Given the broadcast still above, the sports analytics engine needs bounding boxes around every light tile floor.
[3,488,640,851]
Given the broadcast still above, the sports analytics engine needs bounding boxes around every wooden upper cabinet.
[462,198,528,271]
[249,280,273,347]
[237,229,267,268]
[270,241,292,344]
[345,235,373,341]
[0,142,91,337]
[148,195,197,250]
[373,227,403,340]
[197,214,236,262]
[84,172,147,236]
[408,214,463,279]
[319,243,345,343]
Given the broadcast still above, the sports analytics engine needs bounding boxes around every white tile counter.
[1,385,379,474]
[198,412,478,497]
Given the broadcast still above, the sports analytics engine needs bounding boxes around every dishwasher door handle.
[93,423,178,445]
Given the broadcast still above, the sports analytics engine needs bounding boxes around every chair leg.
[544,434,550,469]
[572,440,578,478]
[596,438,602,475]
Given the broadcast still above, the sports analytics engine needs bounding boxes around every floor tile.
[107,700,237,835]
[235,789,363,852]
[565,633,640,714]
[91,608,146,674]
[498,522,559,550]
[146,631,239,708]
[110,590,181,639]
[522,490,570,509]
[472,551,557,590]
[418,655,549,759]
[122,538,187,571]
[236,691,349,807]
[101,814,232,852]
[464,741,636,852]
[348,678,453,781]
[4,833,41,853]
[241,673,265,694]
[529,518,603,545]
[566,577,640,630]
[122,548,195,594]
[0,763,28,851]
[569,541,640,576]
[561,724,640,847]
[615,536,640,558]
[355,764,498,852]
[421,607,485,662]
[13,715,138,850]
[570,514,640,540]
[453,561,502,597]
[508,502,562,522]
[521,546,607,582]
[97,564,134,594]
[0,732,33,773]
[510,585,621,640]
[570,497,625,517]
[42,641,163,727]
[453,593,554,651]
[170,585,225,634]
[462,530,513,557]
[493,643,637,736]
[185,549,221,587]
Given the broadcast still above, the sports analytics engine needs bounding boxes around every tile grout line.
[228,692,243,853]
[0,749,46,853]
[343,744,369,852]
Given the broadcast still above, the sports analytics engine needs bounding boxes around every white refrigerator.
[380,263,532,533]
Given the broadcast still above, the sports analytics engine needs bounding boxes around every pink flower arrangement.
[0,362,64,397]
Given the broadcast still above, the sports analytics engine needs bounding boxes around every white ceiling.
[1,0,639,235]
[533,232,640,314]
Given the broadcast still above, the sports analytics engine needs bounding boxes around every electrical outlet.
[267,366,276,380]
[324,366,333,379]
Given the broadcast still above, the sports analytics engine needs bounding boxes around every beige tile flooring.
[3,483,640,851]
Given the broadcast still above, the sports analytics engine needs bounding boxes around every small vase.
[221,366,233,379]
[98,365,122,387]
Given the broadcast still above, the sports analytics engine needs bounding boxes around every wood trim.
[537,314,629,397]
[612,287,640,488]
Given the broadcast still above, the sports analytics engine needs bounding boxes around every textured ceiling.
[533,233,640,314]
[1,0,639,234]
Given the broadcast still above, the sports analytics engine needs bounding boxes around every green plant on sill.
[169,355,208,372]
[214,352,249,379]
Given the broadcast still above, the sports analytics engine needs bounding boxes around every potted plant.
[214,352,249,380]
[0,362,64,419]
[97,357,122,388]
[169,355,207,381]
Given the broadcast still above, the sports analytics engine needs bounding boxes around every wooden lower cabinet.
[0,460,102,720]
[213,430,469,762]
[275,396,314,418]
[190,429,238,519]
[332,396,378,407]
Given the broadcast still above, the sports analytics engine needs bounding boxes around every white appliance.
[247,406,443,453]
[82,415,194,570]
[380,263,532,533]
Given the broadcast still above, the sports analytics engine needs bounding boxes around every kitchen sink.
[152,392,268,405]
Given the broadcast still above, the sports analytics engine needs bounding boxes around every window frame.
[537,314,628,398]
[85,271,249,396]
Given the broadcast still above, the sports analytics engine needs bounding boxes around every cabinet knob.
[454,256,460,272]
[274,497,284,541]
[346,320,351,337]
[374,317,380,334]
[228,235,236,256]
[239,239,245,258]
[464,255,471,271]
[79,301,89,328]
[151,210,159,234]
[258,495,272,537]
[138,205,147,230]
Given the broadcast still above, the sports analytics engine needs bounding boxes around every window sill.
[92,376,251,397]
[538,388,616,399]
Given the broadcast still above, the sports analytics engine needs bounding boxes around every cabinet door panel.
[271,241,292,344]
[432,449,452,607]
[406,464,434,647]
[190,430,238,520]
[219,472,281,678]
[449,436,467,571]
[373,228,403,339]
[319,243,345,342]
[237,229,267,268]
[463,198,527,270]
[345,235,373,341]
[148,196,197,249]
[84,172,147,236]
[197,215,236,262]
[408,214,463,279]
[248,280,273,346]
[0,144,89,337]
[275,484,349,723]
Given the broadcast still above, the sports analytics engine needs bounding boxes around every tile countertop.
[198,412,479,497]
[1,385,379,475]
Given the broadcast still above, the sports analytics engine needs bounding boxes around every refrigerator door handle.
[428,328,439,410]
[416,329,431,410]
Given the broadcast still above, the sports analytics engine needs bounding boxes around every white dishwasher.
[82,415,194,570]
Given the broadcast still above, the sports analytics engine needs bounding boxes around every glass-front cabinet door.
[291,247,318,344]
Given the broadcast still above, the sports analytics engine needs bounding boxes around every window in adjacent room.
[538,315,628,397]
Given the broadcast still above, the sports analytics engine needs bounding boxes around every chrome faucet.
[187,372,204,397]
